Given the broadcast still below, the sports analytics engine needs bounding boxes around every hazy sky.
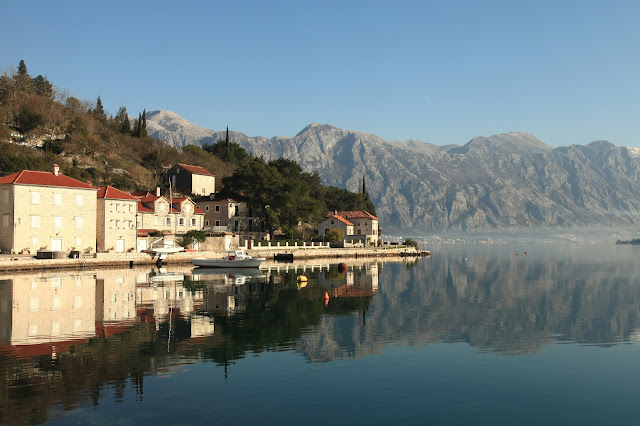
[2,0,639,147]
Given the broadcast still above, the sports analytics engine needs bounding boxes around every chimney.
[52,164,59,176]
[156,187,161,197]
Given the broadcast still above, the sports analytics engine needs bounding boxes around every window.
[215,220,220,227]
[54,216,62,228]
[76,194,83,206]
[159,203,165,212]
[31,216,40,228]
[178,217,185,226]
[30,298,39,312]
[2,190,8,203]
[191,218,197,226]
[215,205,220,212]
[76,237,82,247]
[75,217,83,229]
[54,193,62,205]
[164,217,171,226]
[205,206,209,212]
[124,220,132,229]
[73,295,82,309]
[184,205,190,212]
[153,216,158,226]
[31,191,40,204]
[205,220,209,226]
[32,237,38,246]
[52,297,61,310]
[331,220,334,225]
[110,219,118,228]
[2,215,8,227]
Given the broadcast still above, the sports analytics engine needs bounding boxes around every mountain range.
[146,110,640,234]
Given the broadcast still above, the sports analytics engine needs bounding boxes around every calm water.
[2,243,640,425]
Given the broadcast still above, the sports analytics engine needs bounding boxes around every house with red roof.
[167,163,216,197]
[97,185,139,253]
[133,188,205,248]
[0,165,98,254]
[318,210,379,246]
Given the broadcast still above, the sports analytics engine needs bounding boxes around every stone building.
[167,163,215,197]
[0,165,98,254]
[317,210,379,246]
[96,185,139,253]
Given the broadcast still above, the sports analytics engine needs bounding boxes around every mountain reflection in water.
[2,244,640,423]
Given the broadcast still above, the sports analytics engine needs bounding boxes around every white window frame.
[31,191,40,204]
[54,216,62,229]
[190,218,197,226]
[31,215,40,228]
[54,193,62,205]
[75,217,83,229]
[76,194,83,206]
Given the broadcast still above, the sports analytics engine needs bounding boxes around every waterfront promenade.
[0,246,424,272]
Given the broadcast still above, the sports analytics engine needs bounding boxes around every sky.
[2,0,639,147]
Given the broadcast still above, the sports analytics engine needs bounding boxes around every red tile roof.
[137,201,154,213]
[131,190,155,198]
[0,170,97,190]
[97,185,139,200]
[334,210,378,220]
[327,214,354,226]
[177,163,215,176]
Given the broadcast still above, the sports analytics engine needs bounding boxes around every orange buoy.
[323,291,330,307]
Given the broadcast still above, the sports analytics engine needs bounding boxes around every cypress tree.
[141,109,147,137]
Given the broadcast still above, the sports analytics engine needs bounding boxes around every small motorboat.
[192,250,265,268]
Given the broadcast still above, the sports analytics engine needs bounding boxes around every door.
[51,238,62,251]
[137,239,148,253]
[116,239,125,253]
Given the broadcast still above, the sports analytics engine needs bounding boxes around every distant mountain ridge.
[146,110,640,234]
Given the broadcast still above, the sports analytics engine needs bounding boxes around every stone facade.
[196,196,267,239]
[0,168,98,254]
[167,163,215,197]
[318,214,354,239]
[317,211,379,246]
[97,186,138,253]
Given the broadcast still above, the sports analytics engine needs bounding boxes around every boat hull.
[192,258,265,268]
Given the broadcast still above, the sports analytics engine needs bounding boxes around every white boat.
[192,250,265,268]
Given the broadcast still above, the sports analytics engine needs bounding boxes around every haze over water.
[2,243,640,424]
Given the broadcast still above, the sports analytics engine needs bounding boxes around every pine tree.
[14,60,33,93]
[116,106,130,134]
[93,96,105,120]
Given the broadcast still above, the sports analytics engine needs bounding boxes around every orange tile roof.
[0,170,97,190]
[335,210,378,220]
[177,163,215,176]
[137,201,154,213]
[327,214,354,226]
[97,185,139,200]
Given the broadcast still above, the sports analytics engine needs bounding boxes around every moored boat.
[192,250,265,268]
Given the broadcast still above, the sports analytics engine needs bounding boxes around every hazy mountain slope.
[146,110,640,233]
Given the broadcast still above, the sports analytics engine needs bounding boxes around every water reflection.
[2,245,640,423]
